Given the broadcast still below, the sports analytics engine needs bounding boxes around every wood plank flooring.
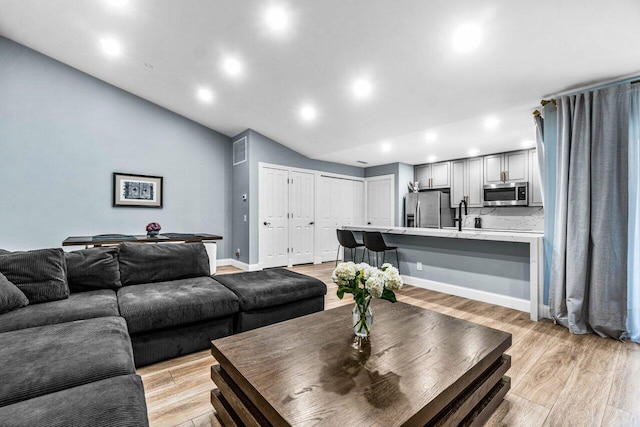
[139,263,640,427]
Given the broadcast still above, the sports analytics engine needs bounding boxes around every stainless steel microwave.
[483,182,528,206]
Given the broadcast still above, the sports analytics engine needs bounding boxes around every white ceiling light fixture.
[196,87,214,104]
[222,56,243,77]
[427,155,438,162]
[381,142,392,153]
[99,37,122,57]
[468,148,480,156]
[105,0,128,8]
[483,116,500,130]
[299,104,317,122]
[452,23,483,54]
[424,131,438,142]
[264,5,290,33]
[352,78,373,99]
[521,139,535,148]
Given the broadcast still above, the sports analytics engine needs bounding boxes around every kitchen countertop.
[343,225,543,243]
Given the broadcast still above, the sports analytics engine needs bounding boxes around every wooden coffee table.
[210,301,511,426]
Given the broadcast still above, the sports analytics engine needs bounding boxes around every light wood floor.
[138,263,640,427]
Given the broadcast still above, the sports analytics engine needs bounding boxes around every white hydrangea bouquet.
[332,262,403,338]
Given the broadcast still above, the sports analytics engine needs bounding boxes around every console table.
[62,233,222,248]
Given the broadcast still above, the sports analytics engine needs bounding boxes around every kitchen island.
[344,225,544,321]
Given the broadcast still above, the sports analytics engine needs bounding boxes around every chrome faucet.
[454,198,468,231]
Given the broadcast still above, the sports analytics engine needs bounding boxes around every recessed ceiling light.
[222,56,243,77]
[381,142,392,153]
[352,79,372,99]
[521,139,535,148]
[427,155,438,163]
[100,37,122,57]
[264,5,290,33]
[452,23,483,53]
[469,148,480,156]
[196,87,214,104]
[483,116,500,130]
[299,105,317,121]
[424,132,438,142]
[105,0,128,7]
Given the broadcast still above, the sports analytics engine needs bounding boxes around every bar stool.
[336,229,365,265]
[363,231,400,273]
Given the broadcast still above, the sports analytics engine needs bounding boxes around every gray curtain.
[533,114,545,203]
[550,84,629,340]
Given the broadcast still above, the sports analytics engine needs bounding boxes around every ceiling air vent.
[357,160,368,165]
[233,137,247,165]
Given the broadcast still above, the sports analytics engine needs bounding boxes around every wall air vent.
[233,137,247,165]
[357,160,368,164]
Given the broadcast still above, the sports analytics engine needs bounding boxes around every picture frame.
[113,172,163,208]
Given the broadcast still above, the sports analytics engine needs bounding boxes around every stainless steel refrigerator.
[405,191,455,228]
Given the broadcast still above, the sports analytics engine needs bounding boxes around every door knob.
[367,222,372,225]
[264,221,271,226]
[309,221,314,225]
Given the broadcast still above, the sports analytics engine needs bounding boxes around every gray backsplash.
[460,207,544,231]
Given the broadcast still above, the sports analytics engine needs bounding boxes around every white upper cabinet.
[466,157,484,207]
[415,161,450,189]
[483,150,529,184]
[450,157,484,208]
[529,149,543,206]
[451,160,465,207]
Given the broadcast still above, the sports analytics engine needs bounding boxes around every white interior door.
[352,180,365,225]
[318,175,342,262]
[289,171,315,265]
[259,167,289,268]
[366,176,394,226]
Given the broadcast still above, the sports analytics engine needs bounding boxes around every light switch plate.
[417,262,423,271]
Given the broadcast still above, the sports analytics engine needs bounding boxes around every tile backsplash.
[460,207,544,231]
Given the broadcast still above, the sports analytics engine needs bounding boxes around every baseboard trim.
[401,275,530,313]
[228,259,261,271]
[216,258,232,267]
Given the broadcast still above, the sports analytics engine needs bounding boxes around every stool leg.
[382,251,386,265]
[335,244,340,266]
[395,249,400,274]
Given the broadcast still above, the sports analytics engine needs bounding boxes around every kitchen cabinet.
[529,149,543,206]
[415,161,450,189]
[483,150,528,184]
[450,157,484,208]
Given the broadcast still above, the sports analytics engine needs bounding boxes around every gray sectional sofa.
[0,242,326,426]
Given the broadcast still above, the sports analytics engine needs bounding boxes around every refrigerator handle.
[416,200,421,228]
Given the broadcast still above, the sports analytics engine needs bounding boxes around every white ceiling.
[1,0,640,167]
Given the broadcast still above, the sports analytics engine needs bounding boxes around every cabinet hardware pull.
[264,221,271,226]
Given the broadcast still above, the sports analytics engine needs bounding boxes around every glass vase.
[352,296,373,338]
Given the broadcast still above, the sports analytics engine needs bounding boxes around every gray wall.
[0,36,233,256]
[231,129,364,264]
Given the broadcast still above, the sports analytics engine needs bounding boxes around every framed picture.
[113,172,163,208]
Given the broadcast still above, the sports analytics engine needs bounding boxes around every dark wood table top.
[211,301,511,426]
[62,233,222,246]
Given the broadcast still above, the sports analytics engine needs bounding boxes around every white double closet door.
[317,175,365,262]
[259,166,315,269]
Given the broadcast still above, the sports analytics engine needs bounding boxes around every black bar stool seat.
[336,229,365,265]
[363,231,401,273]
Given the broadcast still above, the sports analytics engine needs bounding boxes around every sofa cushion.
[0,317,135,407]
[117,276,239,334]
[0,272,29,314]
[0,248,69,304]
[0,374,149,427]
[213,268,327,311]
[65,246,122,291]
[118,242,210,286]
[0,289,119,333]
